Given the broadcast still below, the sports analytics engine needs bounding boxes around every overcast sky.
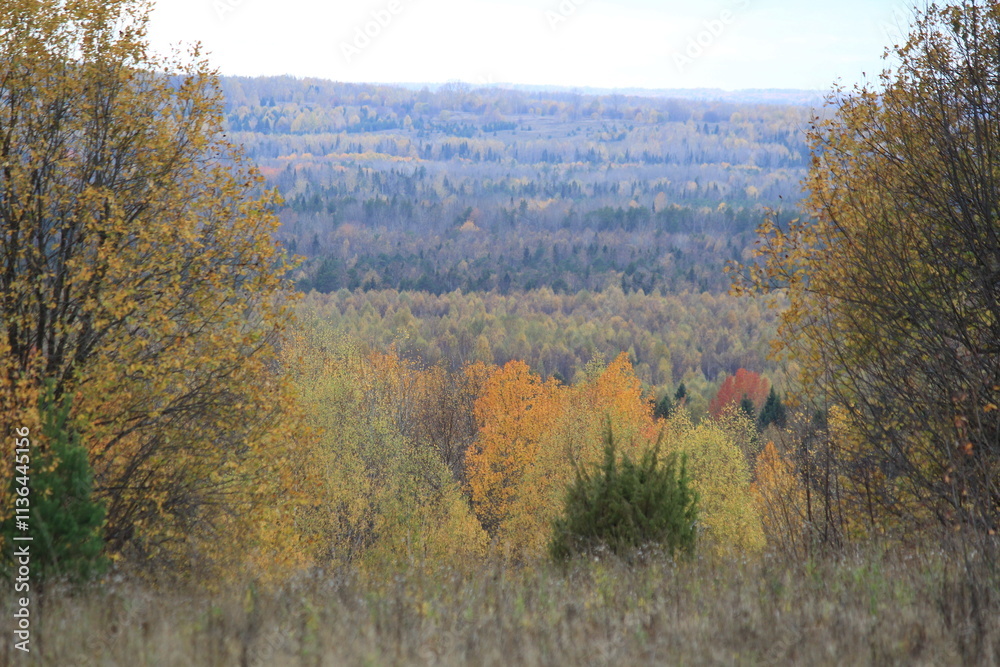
[145,0,914,91]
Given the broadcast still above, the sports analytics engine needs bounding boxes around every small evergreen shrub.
[549,425,698,561]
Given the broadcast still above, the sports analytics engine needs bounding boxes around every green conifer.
[2,384,107,584]
[654,393,674,419]
[549,424,698,561]
[757,387,787,429]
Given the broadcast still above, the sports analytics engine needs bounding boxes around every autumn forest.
[1,0,999,664]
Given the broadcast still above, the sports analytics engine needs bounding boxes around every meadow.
[17,542,997,666]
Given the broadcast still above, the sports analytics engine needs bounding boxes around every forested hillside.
[218,77,813,294]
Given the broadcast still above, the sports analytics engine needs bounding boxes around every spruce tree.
[2,385,107,584]
[654,393,674,419]
[758,387,787,430]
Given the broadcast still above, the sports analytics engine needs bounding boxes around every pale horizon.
[146,0,913,92]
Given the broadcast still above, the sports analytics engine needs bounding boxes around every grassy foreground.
[5,544,998,666]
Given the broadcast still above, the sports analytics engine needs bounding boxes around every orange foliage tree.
[465,361,562,538]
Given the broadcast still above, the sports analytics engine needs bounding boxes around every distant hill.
[218,75,814,295]
[386,82,828,107]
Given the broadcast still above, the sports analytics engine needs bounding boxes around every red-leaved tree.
[709,369,769,420]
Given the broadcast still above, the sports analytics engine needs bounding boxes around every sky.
[145,0,914,91]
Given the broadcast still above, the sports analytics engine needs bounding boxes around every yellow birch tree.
[0,0,303,572]
[733,1,1000,534]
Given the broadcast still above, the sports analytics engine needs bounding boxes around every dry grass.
[5,544,998,666]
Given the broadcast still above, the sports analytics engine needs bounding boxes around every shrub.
[549,425,697,561]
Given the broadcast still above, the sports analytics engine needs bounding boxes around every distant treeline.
[298,286,789,420]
